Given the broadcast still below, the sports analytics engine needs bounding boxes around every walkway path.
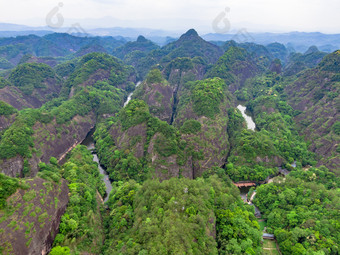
[248,191,256,204]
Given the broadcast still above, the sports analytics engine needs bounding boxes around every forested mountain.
[285,50,340,173]
[0,29,339,255]
[284,46,328,76]
[120,29,224,80]
[0,33,126,71]
[113,35,159,60]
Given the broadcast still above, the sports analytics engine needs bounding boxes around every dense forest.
[0,29,339,255]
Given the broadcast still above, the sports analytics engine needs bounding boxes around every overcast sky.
[1,0,339,33]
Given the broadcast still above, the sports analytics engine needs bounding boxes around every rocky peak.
[179,29,199,40]
[137,35,148,43]
[304,46,319,55]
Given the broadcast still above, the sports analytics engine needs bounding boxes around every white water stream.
[124,81,141,107]
[237,105,256,131]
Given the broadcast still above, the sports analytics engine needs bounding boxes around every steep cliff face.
[133,69,175,123]
[285,52,340,173]
[96,78,236,181]
[106,116,193,180]
[0,155,24,177]
[206,46,264,93]
[95,99,194,181]
[147,131,194,180]
[30,112,96,174]
[164,57,207,84]
[173,78,234,177]
[133,58,209,124]
[110,122,148,159]
[65,52,137,96]
[0,113,15,131]
[0,63,63,110]
[0,177,69,255]
[0,83,61,110]
[0,112,96,177]
[1,53,132,178]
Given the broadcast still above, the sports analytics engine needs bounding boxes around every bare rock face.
[30,113,96,176]
[147,133,194,180]
[0,177,69,255]
[134,58,208,124]
[183,118,230,178]
[0,112,96,177]
[110,122,148,159]
[0,78,62,111]
[0,114,16,131]
[134,81,174,123]
[285,66,340,173]
[172,78,234,177]
[0,155,24,177]
[105,77,235,181]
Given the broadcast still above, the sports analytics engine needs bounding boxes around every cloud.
[0,0,339,33]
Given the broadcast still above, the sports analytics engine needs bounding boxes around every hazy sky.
[1,0,339,33]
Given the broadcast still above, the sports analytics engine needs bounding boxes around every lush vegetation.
[180,119,202,134]
[206,46,263,87]
[94,99,187,182]
[8,63,59,95]
[0,30,339,255]
[65,52,136,93]
[254,175,340,254]
[145,68,165,84]
[53,145,105,254]
[0,73,124,161]
[0,174,26,209]
[103,173,262,254]
[0,110,35,159]
[0,77,11,89]
[224,73,317,181]
[284,54,340,172]
[0,101,17,116]
[191,78,226,118]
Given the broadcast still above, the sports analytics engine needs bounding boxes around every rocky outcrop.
[0,80,62,110]
[133,57,208,123]
[66,53,137,96]
[30,112,96,175]
[110,122,147,159]
[0,177,69,255]
[0,112,96,177]
[285,59,340,173]
[0,113,16,131]
[20,55,60,67]
[133,81,174,123]
[147,132,194,180]
[0,155,24,177]
[171,78,234,177]
[206,46,264,93]
[108,78,234,180]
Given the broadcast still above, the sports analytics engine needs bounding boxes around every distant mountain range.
[203,32,340,52]
[0,22,340,51]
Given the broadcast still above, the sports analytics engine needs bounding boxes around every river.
[235,105,260,214]
[124,81,141,107]
[235,103,296,217]
[237,105,256,131]
[81,130,112,203]
[80,81,141,203]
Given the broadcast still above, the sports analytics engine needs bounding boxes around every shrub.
[180,119,202,134]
